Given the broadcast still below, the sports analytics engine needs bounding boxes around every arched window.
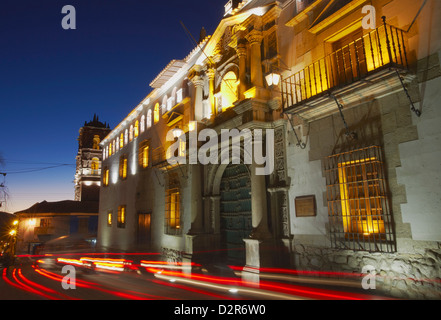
[91,157,99,175]
[140,115,145,133]
[116,136,120,152]
[109,142,112,157]
[120,132,124,149]
[154,103,160,123]
[134,120,139,138]
[147,109,152,128]
[162,96,168,114]
[129,124,134,141]
[93,135,100,150]
[220,71,238,111]
[124,129,128,145]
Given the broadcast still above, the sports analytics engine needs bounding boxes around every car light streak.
[140,260,201,270]
[17,268,77,300]
[34,266,154,300]
[11,268,60,300]
[147,268,371,300]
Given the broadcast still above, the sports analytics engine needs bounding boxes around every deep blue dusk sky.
[0,0,227,213]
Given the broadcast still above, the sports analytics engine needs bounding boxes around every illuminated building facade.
[98,0,441,298]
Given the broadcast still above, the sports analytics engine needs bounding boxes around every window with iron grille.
[324,146,395,252]
[165,172,182,236]
[117,205,126,228]
[165,188,181,235]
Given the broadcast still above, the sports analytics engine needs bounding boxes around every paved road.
[0,254,394,303]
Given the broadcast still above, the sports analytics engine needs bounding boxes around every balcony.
[281,22,412,120]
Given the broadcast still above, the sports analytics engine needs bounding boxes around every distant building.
[15,200,99,254]
[15,116,109,254]
[74,114,111,202]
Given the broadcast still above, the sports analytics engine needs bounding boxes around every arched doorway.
[219,163,252,264]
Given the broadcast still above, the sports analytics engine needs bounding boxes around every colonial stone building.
[98,0,441,299]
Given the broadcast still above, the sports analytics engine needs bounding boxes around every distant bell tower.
[74,114,111,202]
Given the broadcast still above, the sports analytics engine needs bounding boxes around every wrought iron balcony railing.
[281,20,409,112]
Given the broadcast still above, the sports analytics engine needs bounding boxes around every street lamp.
[265,72,281,87]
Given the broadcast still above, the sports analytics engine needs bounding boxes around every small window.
[103,167,110,186]
[139,140,150,169]
[147,109,152,129]
[134,120,139,138]
[117,205,126,228]
[140,115,145,133]
[107,211,112,226]
[154,103,160,123]
[119,155,128,180]
[91,158,99,175]
[165,188,181,235]
[120,133,124,149]
[124,129,128,145]
[93,135,101,150]
[129,125,134,141]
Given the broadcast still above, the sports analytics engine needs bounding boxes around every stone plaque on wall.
[295,195,316,217]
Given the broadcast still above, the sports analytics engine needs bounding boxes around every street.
[0,252,394,302]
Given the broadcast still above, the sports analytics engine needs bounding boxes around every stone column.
[206,68,216,117]
[246,30,264,89]
[236,43,247,101]
[191,74,205,122]
[249,161,271,239]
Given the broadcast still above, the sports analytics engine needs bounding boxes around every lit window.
[176,88,183,103]
[220,71,238,111]
[166,188,181,234]
[105,146,109,159]
[139,140,150,169]
[129,125,134,141]
[324,146,395,252]
[154,103,160,123]
[116,137,120,152]
[167,97,173,111]
[107,211,112,226]
[147,109,152,128]
[91,158,99,175]
[117,206,126,228]
[93,135,100,150]
[103,167,109,186]
[140,115,145,133]
[119,155,128,180]
[134,120,139,138]
[120,133,124,149]
[124,129,128,144]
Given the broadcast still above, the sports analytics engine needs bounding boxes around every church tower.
[74,115,111,202]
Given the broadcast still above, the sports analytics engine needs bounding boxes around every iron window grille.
[324,146,395,252]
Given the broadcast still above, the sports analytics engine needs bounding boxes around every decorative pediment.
[165,111,184,127]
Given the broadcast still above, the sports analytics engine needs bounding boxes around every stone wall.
[292,243,441,299]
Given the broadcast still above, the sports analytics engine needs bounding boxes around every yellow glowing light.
[13,220,18,226]
[220,71,238,111]
[338,157,385,235]
[9,230,16,236]
[154,103,160,123]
